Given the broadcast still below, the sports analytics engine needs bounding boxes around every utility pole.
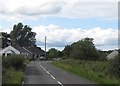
[45,36,46,60]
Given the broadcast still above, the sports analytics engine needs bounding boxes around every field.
[52,59,119,85]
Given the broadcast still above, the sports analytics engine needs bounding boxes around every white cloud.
[0,0,118,23]
[0,26,11,33]
[0,0,118,51]
[33,24,118,51]
[60,2,117,20]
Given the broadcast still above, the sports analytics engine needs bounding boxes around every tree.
[62,45,71,57]
[47,48,61,59]
[10,22,36,46]
[78,38,99,60]
[0,32,11,48]
[63,38,100,60]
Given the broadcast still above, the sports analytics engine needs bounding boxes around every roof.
[12,45,29,54]
[106,50,118,60]
[23,46,45,54]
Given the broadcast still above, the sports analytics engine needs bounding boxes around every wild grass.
[52,59,119,85]
[2,55,27,85]
[2,67,24,85]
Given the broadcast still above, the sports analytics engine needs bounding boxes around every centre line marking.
[46,71,50,74]
[57,81,63,86]
[50,75,56,80]
[43,68,47,71]
[39,62,63,86]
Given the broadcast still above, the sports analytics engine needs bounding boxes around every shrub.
[3,55,26,70]
[109,54,120,78]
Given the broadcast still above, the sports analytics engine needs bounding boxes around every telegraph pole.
[45,36,46,59]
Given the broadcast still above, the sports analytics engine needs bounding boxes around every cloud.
[0,24,118,51]
[0,0,118,51]
[0,0,118,24]
[33,24,118,51]
[0,26,11,33]
[17,2,62,16]
[60,2,117,20]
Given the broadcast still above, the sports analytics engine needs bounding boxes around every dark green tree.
[47,48,61,59]
[0,32,10,48]
[62,45,71,57]
[10,22,36,46]
[78,38,99,60]
[63,38,100,60]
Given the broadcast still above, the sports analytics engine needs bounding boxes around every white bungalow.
[0,45,29,57]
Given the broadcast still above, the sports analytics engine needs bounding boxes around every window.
[7,53,11,56]
[2,53,5,57]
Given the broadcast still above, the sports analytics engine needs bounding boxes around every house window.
[7,53,11,56]
[2,53,5,57]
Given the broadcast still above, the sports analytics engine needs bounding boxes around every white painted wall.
[0,45,20,56]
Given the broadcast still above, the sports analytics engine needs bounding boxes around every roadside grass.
[52,59,119,85]
[2,67,24,85]
[2,55,28,85]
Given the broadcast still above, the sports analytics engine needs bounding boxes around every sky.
[0,0,119,51]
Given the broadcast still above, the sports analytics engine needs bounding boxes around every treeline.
[47,37,115,61]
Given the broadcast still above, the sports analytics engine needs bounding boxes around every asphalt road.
[23,61,95,86]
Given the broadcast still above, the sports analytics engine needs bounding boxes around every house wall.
[21,53,29,58]
[3,49,15,56]
[0,46,20,57]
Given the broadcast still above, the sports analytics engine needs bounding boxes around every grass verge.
[52,59,119,85]
[2,55,27,85]
[2,67,24,85]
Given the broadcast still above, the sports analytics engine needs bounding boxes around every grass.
[52,59,119,85]
[2,67,24,85]
[2,55,28,85]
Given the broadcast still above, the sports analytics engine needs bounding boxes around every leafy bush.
[109,54,120,78]
[3,55,26,70]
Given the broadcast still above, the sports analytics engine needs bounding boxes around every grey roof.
[12,45,29,54]
[23,46,45,54]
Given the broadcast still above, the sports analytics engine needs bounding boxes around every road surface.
[23,61,95,86]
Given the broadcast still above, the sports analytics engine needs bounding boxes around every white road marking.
[57,81,63,86]
[39,62,64,86]
[46,71,50,75]
[43,68,47,71]
[50,75,56,80]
